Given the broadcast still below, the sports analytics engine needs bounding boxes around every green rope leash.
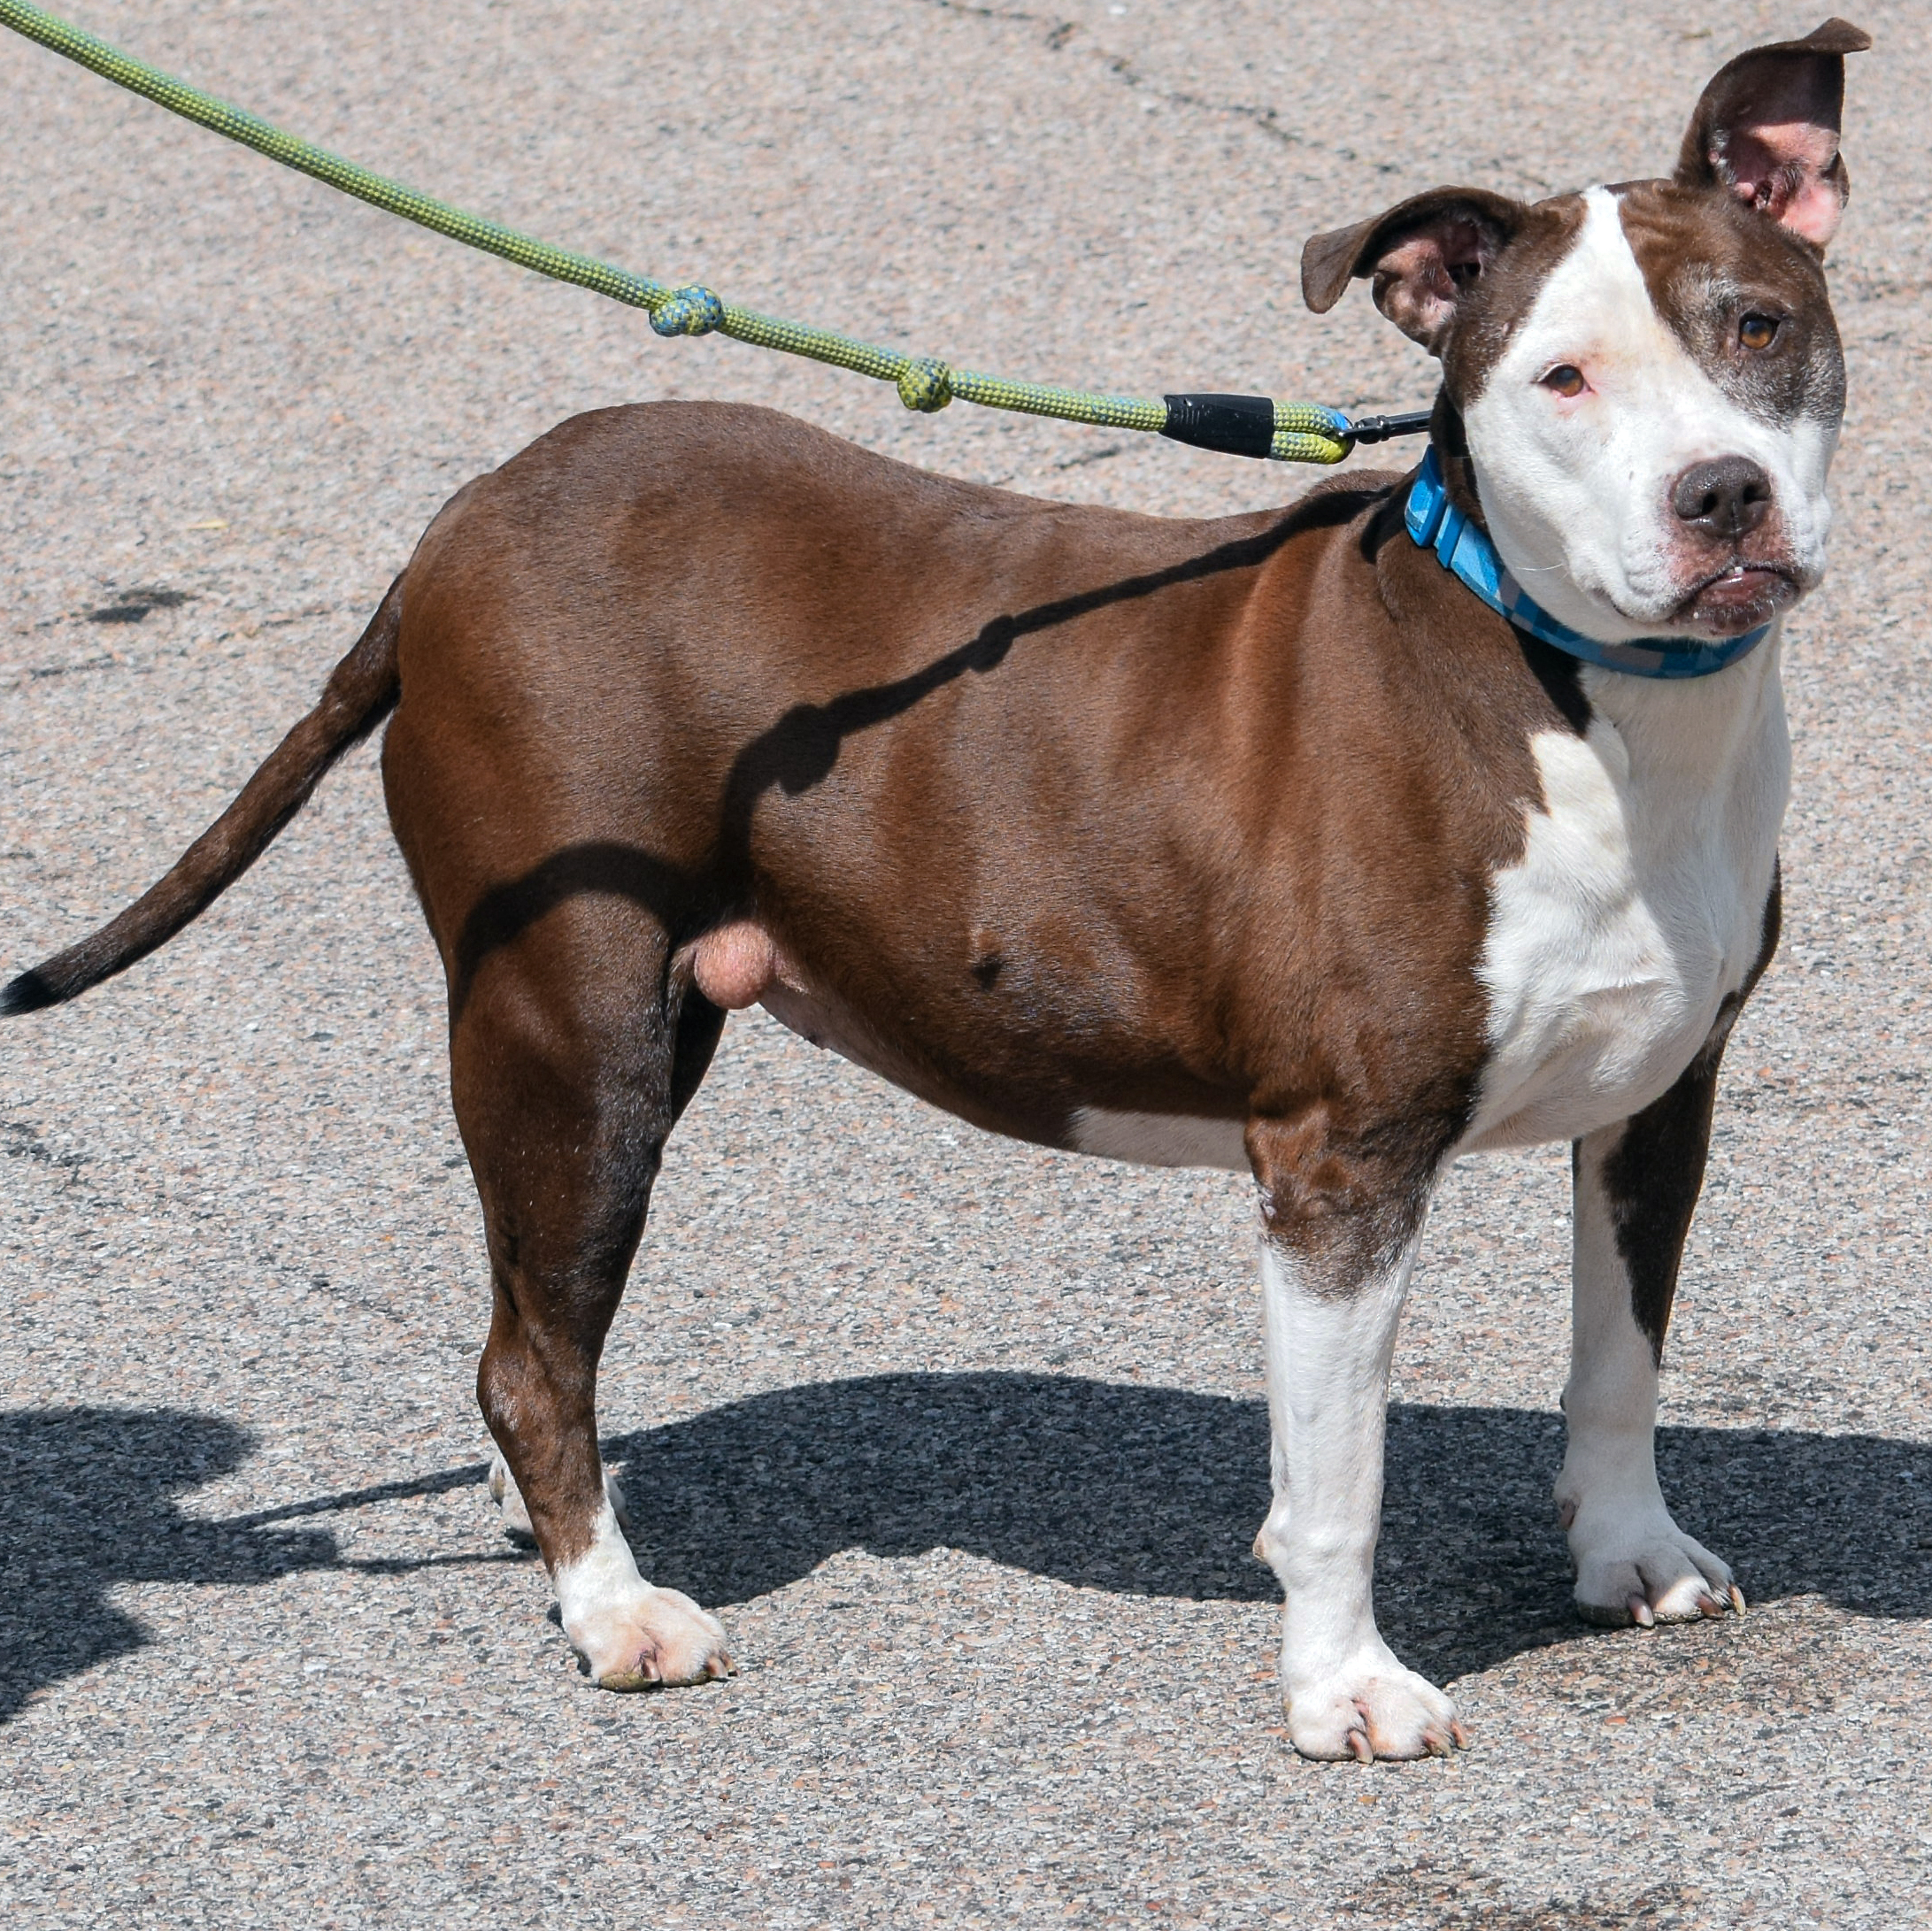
[0,0,1397,466]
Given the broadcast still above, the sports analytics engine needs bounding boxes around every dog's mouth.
[1666,559,1804,637]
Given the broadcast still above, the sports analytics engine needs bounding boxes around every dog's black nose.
[1671,457,1773,538]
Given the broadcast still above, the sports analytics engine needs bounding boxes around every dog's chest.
[1461,663,1788,1151]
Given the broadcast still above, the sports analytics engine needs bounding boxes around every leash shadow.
[447,488,1374,1019]
[601,1372,1932,1683]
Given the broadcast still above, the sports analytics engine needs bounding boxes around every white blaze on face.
[1461,188,1836,640]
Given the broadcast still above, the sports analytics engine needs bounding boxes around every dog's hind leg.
[1248,1115,1466,1762]
[449,894,733,1689]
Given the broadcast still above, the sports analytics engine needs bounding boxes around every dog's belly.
[756,982,1251,1166]
[757,981,934,1104]
[684,921,1069,1146]
[690,922,1249,1162]
[1460,700,1784,1151]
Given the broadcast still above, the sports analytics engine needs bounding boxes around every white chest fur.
[1462,642,1789,1151]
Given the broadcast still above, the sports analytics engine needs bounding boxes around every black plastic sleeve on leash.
[1159,396,1434,458]
[1159,393,1277,459]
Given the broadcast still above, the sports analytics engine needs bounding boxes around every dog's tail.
[2,573,406,1017]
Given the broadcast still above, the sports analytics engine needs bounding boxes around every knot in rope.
[650,285,726,337]
[895,358,953,413]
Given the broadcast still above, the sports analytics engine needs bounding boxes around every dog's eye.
[1739,313,1781,350]
[1540,365,1587,398]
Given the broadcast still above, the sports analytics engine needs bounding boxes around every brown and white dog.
[5,22,1867,1759]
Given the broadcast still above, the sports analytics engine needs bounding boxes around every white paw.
[1282,1646,1468,1761]
[549,1490,733,1690]
[487,1450,630,1546]
[567,1584,735,1690]
[1566,1499,1743,1627]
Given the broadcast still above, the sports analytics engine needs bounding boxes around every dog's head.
[1303,19,1869,644]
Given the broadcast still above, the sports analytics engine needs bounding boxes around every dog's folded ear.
[1300,188,1526,355]
[1675,18,1871,250]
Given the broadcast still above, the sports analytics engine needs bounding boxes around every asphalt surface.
[3,2,1929,1925]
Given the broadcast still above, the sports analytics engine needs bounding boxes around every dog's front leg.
[1249,1119,1465,1760]
[1558,1053,1741,1627]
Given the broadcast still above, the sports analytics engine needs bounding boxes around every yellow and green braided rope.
[0,0,1353,465]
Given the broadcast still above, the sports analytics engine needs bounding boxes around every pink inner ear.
[1717,118,1845,245]
[1373,235,1459,343]
[1363,202,1513,351]
[1380,235,1454,293]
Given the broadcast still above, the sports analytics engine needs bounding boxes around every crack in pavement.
[924,0,1554,187]
[922,0,1391,165]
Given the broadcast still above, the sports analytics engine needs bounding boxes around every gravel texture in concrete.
[2,2,1929,1925]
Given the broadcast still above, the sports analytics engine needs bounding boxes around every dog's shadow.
[0,1407,343,1722]
[0,1406,504,1723]
[5,1376,1927,1719]
[605,1372,1932,1681]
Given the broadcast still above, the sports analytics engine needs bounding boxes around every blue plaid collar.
[1404,447,1772,680]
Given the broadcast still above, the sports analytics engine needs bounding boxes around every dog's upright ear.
[1301,188,1527,355]
[1675,18,1871,250]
